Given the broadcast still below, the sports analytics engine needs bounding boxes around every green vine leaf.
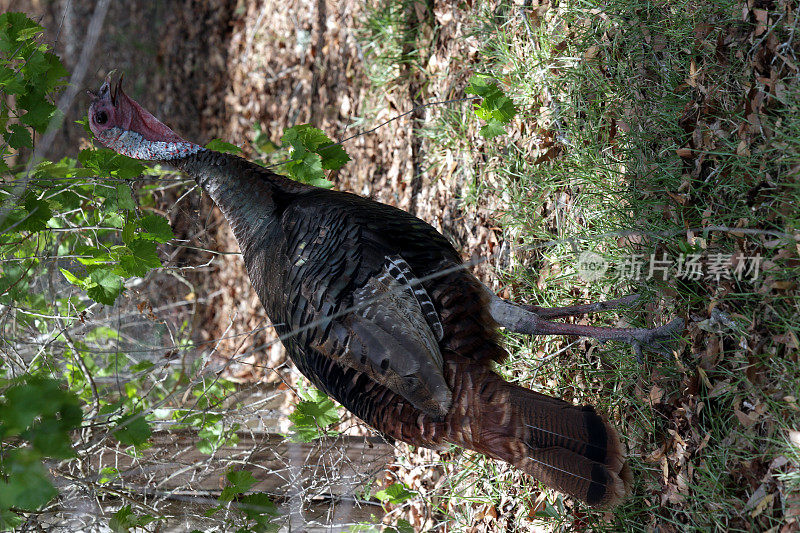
[20,197,52,231]
[466,75,518,138]
[119,239,162,277]
[0,508,23,530]
[78,148,145,181]
[0,13,44,53]
[0,449,58,511]
[0,65,24,94]
[287,388,340,442]
[109,505,157,533]
[205,138,242,154]
[220,469,257,502]
[85,268,124,305]
[5,123,32,149]
[239,492,279,531]
[112,410,152,447]
[139,214,174,243]
[18,90,57,133]
[0,377,82,514]
[281,124,350,188]
[374,482,417,505]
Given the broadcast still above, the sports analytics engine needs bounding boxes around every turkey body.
[87,77,630,507]
[176,150,629,507]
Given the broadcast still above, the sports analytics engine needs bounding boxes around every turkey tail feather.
[457,370,631,507]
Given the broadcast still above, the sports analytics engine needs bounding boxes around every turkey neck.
[171,149,309,247]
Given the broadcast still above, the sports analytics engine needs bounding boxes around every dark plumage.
[87,75,682,507]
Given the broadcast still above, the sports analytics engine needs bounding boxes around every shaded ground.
[12,0,506,528]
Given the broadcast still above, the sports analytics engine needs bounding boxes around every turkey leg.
[521,293,640,319]
[486,290,683,357]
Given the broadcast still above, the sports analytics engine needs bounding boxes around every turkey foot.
[488,292,683,357]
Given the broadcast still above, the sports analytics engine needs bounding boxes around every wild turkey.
[87,75,682,507]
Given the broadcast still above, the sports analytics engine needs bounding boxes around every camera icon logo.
[577,251,608,282]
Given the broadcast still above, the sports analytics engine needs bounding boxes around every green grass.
[352,0,434,132]
[356,0,800,530]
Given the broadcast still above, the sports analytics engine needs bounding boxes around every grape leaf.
[288,390,340,442]
[60,268,87,289]
[0,509,23,530]
[239,492,279,531]
[0,377,80,438]
[239,492,278,519]
[120,239,161,277]
[286,125,349,171]
[220,469,257,502]
[196,420,239,455]
[374,483,417,504]
[91,182,136,212]
[0,13,43,53]
[479,121,507,139]
[284,149,325,185]
[73,245,113,266]
[40,51,69,91]
[317,144,350,171]
[115,183,137,211]
[0,65,24,94]
[18,91,57,133]
[139,214,174,243]
[108,505,135,533]
[281,124,349,187]
[79,148,145,181]
[205,138,242,154]
[20,197,52,231]
[86,268,124,305]
[121,221,136,245]
[5,123,32,149]
[113,411,152,446]
[0,450,57,511]
[466,76,518,138]
[0,197,51,234]
[27,417,78,459]
[109,504,156,533]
